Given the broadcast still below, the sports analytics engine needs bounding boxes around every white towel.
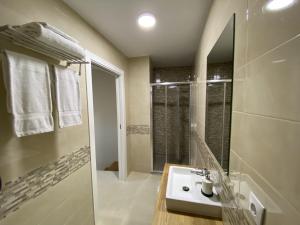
[16,22,85,59]
[54,66,82,128]
[2,50,54,137]
[37,22,79,44]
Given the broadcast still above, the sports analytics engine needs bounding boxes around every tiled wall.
[151,66,194,83]
[127,57,151,173]
[0,146,90,221]
[0,0,129,224]
[127,125,150,135]
[207,62,233,80]
[0,164,94,225]
[190,129,250,225]
[193,0,300,225]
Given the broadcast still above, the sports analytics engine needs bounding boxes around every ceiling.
[64,0,212,67]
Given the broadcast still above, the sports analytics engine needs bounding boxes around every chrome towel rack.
[0,25,89,66]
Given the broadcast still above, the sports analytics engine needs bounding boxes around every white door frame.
[85,50,127,220]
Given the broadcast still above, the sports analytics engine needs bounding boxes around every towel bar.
[0,25,89,66]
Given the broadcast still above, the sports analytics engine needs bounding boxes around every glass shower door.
[152,84,191,172]
[152,85,166,171]
[205,81,232,170]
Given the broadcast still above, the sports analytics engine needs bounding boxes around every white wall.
[92,67,118,170]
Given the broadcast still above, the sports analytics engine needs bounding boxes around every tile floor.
[95,171,161,225]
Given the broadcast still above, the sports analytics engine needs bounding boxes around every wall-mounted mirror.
[205,15,235,172]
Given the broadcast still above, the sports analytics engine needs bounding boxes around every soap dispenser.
[201,174,213,197]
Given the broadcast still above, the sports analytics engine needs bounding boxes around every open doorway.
[92,65,119,177]
[85,51,127,223]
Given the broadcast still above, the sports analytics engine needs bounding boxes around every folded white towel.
[2,50,54,137]
[54,65,82,128]
[17,22,85,59]
[37,22,79,44]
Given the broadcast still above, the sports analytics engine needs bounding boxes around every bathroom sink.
[166,166,222,218]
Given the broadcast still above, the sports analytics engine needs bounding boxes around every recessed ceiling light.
[266,0,295,11]
[137,13,156,29]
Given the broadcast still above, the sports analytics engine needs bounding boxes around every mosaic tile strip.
[0,146,90,220]
[127,125,150,135]
[152,66,195,82]
[191,131,252,225]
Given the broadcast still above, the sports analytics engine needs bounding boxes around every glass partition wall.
[151,83,191,172]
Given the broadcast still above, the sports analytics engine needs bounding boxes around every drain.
[182,186,190,192]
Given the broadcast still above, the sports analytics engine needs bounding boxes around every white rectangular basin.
[166,166,222,218]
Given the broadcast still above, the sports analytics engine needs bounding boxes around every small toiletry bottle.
[201,174,213,197]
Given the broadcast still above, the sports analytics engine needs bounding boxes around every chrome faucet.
[203,168,210,176]
[190,168,210,176]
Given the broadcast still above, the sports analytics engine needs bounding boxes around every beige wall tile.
[232,67,246,112]
[228,150,242,207]
[247,0,300,62]
[127,57,151,172]
[244,36,300,121]
[233,5,248,70]
[127,57,150,125]
[0,0,128,180]
[231,111,300,212]
[0,0,129,224]
[195,0,300,224]
[0,165,93,225]
[238,156,300,225]
[128,134,151,173]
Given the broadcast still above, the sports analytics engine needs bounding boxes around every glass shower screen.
[152,83,191,172]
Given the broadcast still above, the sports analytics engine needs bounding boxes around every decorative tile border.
[127,125,150,135]
[0,146,90,220]
[191,131,252,225]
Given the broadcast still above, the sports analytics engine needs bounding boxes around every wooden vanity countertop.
[152,164,223,225]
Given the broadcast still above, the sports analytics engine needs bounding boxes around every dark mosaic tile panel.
[151,66,195,83]
[152,85,166,157]
[0,146,90,220]
[207,62,233,80]
[152,154,166,172]
[126,125,150,135]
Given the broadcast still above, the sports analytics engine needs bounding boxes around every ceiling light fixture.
[265,0,295,11]
[137,13,156,29]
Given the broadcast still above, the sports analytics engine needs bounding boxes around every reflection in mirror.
[205,15,235,172]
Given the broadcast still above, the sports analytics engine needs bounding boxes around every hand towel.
[2,50,54,137]
[16,22,85,59]
[54,65,82,128]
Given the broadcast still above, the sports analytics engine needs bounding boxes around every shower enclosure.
[205,79,232,171]
[151,82,191,172]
